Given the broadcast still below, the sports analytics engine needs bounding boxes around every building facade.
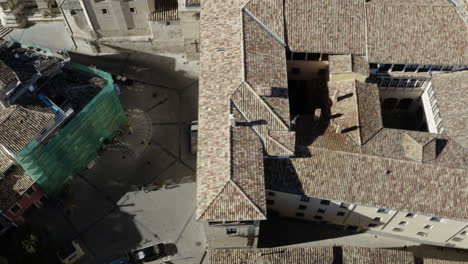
[58,0,200,56]
[0,0,61,28]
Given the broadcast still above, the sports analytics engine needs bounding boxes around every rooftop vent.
[402,133,437,163]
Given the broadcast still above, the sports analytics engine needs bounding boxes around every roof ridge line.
[307,146,466,172]
[197,180,230,220]
[242,8,285,47]
[243,82,289,130]
[0,105,17,126]
[267,134,294,155]
[353,80,363,145]
[229,179,266,219]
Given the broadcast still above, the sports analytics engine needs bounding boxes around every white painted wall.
[266,189,468,249]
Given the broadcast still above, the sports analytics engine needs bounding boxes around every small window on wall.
[320,200,330,205]
[300,196,310,202]
[431,65,442,71]
[381,79,390,87]
[453,237,464,242]
[317,208,326,214]
[389,79,399,87]
[392,64,405,71]
[441,66,453,71]
[461,231,467,236]
[399,221,408,226]
[9,203,21,214]
[417,232,428,237]
[347,225,358,231]
[393,228,404,232]
[418,65,431,72]
[405,213,416,218]
[373,217,382,222]
[368,223,378,227]
[130,7,136,13]
[424,225,433,230]
[226,228,237,235]
[101,9,109,14]
[377,208,390,214]
[298,205,307,210]
[313,215,322,220]
[25,187,35,197]
[429,217,443,222]
[405,65,418,72]
[337,212,346,216]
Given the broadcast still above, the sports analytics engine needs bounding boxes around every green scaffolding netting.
[15,63,127,196]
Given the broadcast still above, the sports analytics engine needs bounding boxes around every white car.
[190,121,198,155]
[57,241,85,264]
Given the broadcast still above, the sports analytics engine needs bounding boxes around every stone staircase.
[0,25,13,39]
[231,82,294,156]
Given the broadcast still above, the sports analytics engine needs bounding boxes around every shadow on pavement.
[258,214,362,248]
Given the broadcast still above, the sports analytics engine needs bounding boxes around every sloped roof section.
[198,104,267,221]
[199,181,266,221]
[0,153,34,211]
[431,71,468,148]
[328,80,383,145]
[366,3,468,65]
[286,147,468,220]
[231,82,293,156]
[0,105,55,155]
[209,247,334,264]
[0,60,18,88]
[244,0,285,43]
[285,0,366,54]
[243,13,288,94]
[342,247,414,264]
[196,0,252,220]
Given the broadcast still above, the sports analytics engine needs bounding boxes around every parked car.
[57,241,85,264]
[127,243,169,263]
[190,120,198,155]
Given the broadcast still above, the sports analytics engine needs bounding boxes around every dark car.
[127,243,169,263]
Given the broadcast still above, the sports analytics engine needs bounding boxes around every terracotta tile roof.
[199,105,266,221]
[243,13,288,95]
[328,80,383,145]
[366,3,468,65]
[0,60,18,88]
[244,0,285,43]
[196,0,252,220]
[208,247,334,264]
[431,71,468,148]
[285,0,366,54]
[366,0,452,5]
[424,259,468,264]
[306,125,467,170]
[0,153,34,211]
[0,105,55,155]
[231,82,294,156]
[209,247,419,264]
[266,147,468,220]
[342,247,414,264]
